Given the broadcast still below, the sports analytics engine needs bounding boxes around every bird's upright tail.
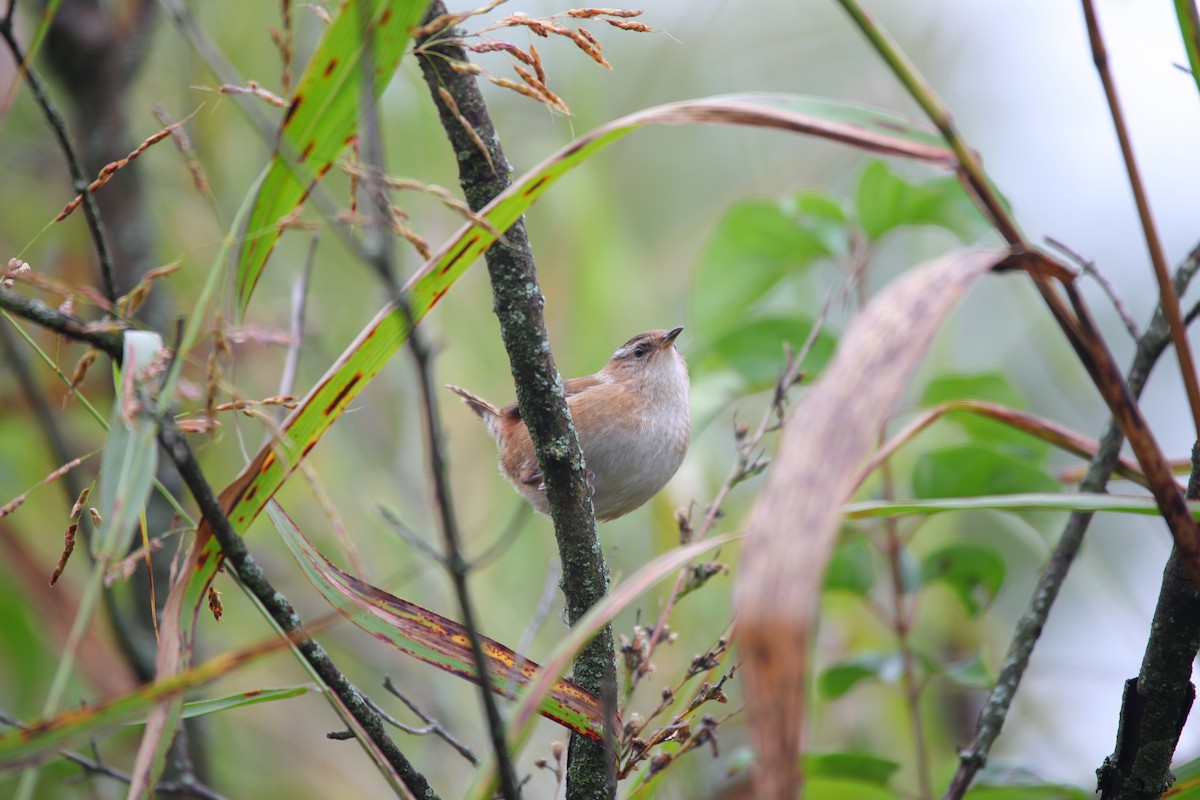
[446,385,502,438]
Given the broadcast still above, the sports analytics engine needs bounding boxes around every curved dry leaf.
[735,247,1010,799]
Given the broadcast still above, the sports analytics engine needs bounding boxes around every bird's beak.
[662,326,684,348]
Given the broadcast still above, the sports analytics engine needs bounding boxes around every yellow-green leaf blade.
[234,0,430,317]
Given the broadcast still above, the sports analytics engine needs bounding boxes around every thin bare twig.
[57,747,227,800]
[355,5,519,795]
[467,502,532,570]
[380,506,446,565]
[375,679,479,765]
[1046,235,1139,340]
[0,17,118,303]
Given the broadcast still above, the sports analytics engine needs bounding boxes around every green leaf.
[912,444,1060,499]
[824,536,875,596]
[855,159,987,243]
[941,653,995,689]
[792,190,851,254]
[1163,749,1200,798]
[1175,1,1200,102]
[922,372,1048,460]
[794,190,849,223]
[174,687,310,720]
[0,648,305,765]
[805,752,900,786]
[966,784,1091,800]
[94,331,163,561]
[234,0,429,317]
[921,542,1006,616]
[818,654,901,700]
[845,491,1199,521]
[805,778,899,800]
[691,200,831,337]
[697,315,838,392]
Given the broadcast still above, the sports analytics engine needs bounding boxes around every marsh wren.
[448,327,690,521]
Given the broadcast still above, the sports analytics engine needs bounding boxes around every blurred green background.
[2,1,1199,798]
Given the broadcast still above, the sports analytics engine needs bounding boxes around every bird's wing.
[563,374,604,397]
[519,461,543,488]
[496,374,604,423]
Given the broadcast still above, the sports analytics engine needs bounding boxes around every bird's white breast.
[578,351,690,520]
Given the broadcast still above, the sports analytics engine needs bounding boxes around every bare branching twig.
[355,10,520,796]
[0,17,118,302]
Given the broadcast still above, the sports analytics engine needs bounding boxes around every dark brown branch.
[414,4,617,798]
[0,14,118,303]
[155,417,438,800]
[944,243,1200,799]
[0,286,125,357]
[382,676,479,766]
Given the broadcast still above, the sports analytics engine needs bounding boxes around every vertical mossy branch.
[415,4,617,797]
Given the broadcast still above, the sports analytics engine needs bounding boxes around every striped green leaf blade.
[234,0,430,318]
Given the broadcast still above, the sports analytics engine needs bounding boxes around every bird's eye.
[633,345,647,358]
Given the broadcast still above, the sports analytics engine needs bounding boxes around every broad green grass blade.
[465,534,739,800]
[234,0,430,318]
[94,332,163,562]
[0,652,308,765]
[844,492,1187,520]
[36,331,163,728]
[268,503,604,739]
[173,686,309,720]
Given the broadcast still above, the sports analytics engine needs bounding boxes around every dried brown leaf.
[67,348,99,397]
[736,248,1009,799]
